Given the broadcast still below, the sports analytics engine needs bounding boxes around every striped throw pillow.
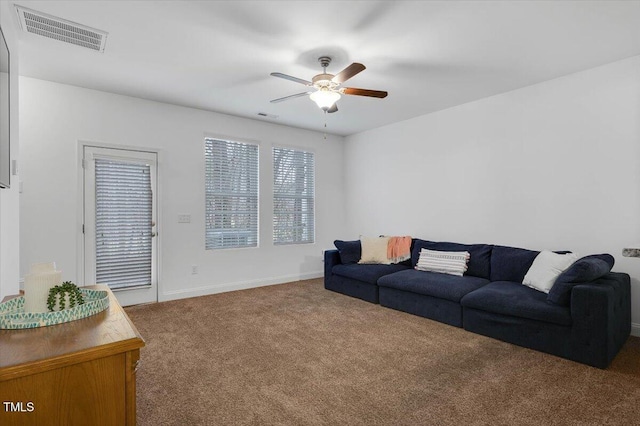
[415,249,470,276]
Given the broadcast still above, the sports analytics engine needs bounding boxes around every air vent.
[257,112,279,119]
[15,5,108,52]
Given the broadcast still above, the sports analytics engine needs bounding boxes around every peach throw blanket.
[388,236,412,263]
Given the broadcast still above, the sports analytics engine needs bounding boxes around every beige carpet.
[125,278,640,426]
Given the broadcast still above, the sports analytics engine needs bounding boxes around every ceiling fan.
[270,56,388,113]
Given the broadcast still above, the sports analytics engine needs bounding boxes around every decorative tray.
[0,288,110,329]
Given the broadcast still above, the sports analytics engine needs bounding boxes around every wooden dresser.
[0,286,144,426]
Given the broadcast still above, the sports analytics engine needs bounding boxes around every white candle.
[23,263,62,313]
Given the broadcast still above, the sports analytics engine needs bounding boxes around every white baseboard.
[631,322,640,337]
[160,271,323,302]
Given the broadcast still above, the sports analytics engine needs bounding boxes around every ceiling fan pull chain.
[324,111,327,140]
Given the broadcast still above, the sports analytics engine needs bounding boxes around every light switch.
[178,214,191,223]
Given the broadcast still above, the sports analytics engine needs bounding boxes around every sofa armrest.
[570,272,631,368]
[324,249,341,278]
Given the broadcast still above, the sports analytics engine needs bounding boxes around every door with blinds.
[83,146,158,306]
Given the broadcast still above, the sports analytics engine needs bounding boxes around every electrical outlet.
[191,265,198,275]
[178,214,191,223]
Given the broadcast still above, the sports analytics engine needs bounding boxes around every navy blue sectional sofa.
[324,239,631,368]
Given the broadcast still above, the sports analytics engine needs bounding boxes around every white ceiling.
[10,1,640,136]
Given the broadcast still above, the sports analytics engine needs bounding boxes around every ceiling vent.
[15,5,108,52]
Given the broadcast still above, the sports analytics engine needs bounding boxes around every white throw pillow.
[415,249,470,276]
[522,251,579,293]
[358,236,391,264]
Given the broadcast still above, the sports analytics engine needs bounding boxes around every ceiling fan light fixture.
[310,89,340,111]
[270,56,386,114]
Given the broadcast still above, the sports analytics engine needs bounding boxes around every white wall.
[0,1,20,300]
[344,55,640,333]
[19,77,345,301]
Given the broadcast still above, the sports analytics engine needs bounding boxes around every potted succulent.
[47,281,85,312]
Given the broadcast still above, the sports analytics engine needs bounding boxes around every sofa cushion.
[415,249,469,276]
[461,281,572,326]
[411,240,492,279]
[334,240,361,264]
[359,236,391,264]
[522,251,579,294]
[490,246,573,283]
[490,245,540,282]
[547,254,615,306]
[332,263,409,285]
[377,269,490,303]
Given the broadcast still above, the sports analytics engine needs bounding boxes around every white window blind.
[95,158,152,289]
[273,147,315,245]
[205,138,259,250]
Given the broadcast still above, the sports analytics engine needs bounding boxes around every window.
[205,138,259,249]
[273,147,315,245]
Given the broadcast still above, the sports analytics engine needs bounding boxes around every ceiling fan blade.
[327,103,338,113]
[270,72,312,86]
[342,87,388,98]
[332,63,366,84]
[270,92,311,103]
